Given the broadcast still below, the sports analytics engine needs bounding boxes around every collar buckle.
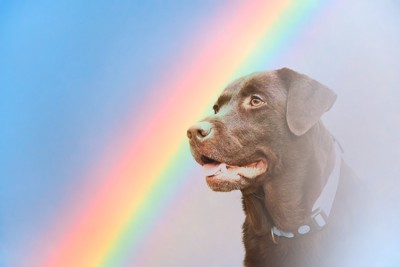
[311,208,328,229]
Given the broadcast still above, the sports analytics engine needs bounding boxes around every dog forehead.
[222,71,284,98]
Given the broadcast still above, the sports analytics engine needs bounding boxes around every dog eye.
[213,104,220,114]
[250,96,264,107]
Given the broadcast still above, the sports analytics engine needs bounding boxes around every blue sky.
[1,1,400,266]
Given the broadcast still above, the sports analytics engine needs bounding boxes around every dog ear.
[277,68,337,136]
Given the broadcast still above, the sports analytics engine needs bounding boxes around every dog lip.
[199,153,262,168]
[200,155,220,165]
[198,153,267,168]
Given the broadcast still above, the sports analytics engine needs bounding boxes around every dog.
[187,68,372,267]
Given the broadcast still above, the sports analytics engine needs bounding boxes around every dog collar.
[271,140,343,242]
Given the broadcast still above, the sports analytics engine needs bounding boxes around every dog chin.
[205,176,244,192]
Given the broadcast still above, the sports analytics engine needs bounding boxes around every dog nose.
[187,121,213,140]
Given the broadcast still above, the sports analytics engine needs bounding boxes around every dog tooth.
[237,167,262,179]
[220,163,227,172]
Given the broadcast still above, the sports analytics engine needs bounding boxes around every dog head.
[187,68,336,192]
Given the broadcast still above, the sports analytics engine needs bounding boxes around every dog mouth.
[200,155,268,180]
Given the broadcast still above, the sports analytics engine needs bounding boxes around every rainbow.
[33,1,330,266]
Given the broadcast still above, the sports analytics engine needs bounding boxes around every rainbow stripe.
[33,1,331,266]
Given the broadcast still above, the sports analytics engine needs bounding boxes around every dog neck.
[242,123,336,236]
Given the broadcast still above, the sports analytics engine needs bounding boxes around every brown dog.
[187,68,371,267]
